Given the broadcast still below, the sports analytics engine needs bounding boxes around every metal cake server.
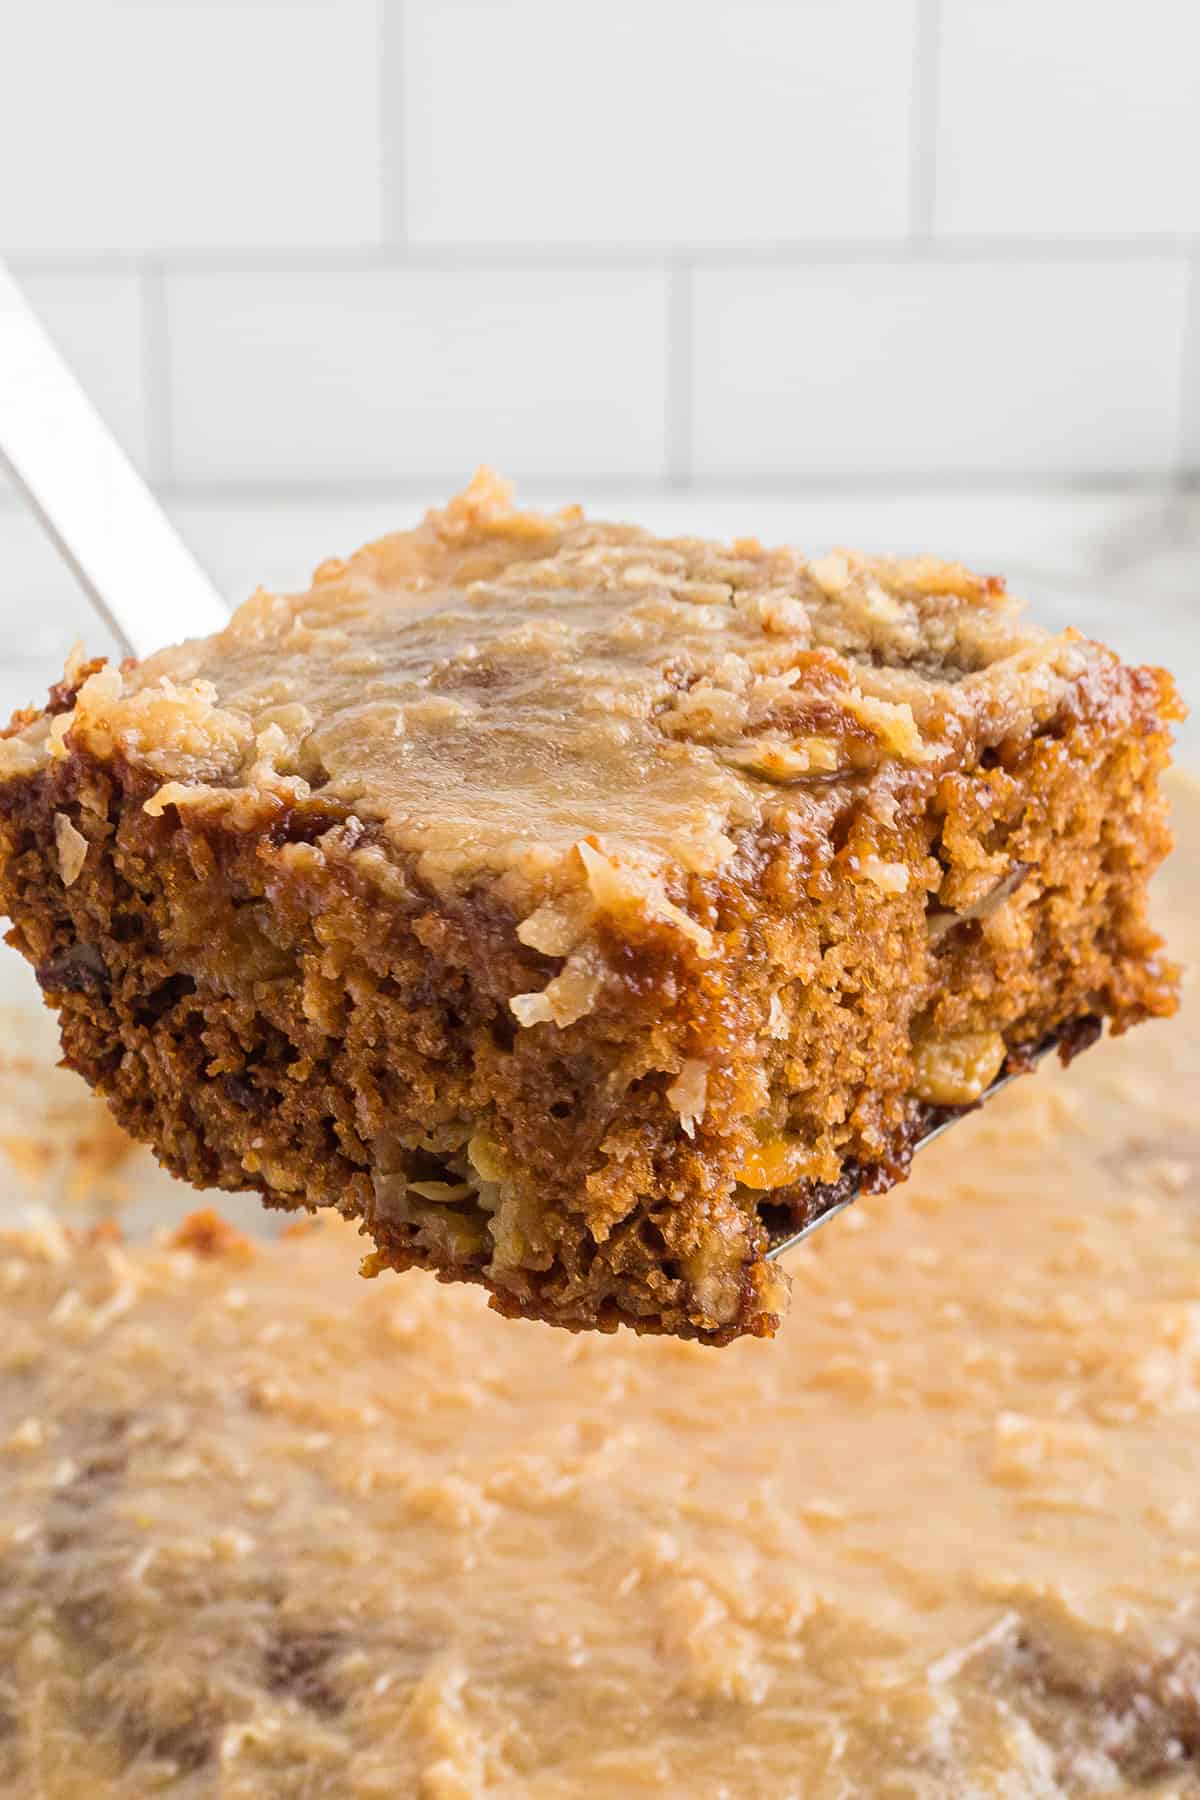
[0,257,227,660]
[763,1032,1080,1261]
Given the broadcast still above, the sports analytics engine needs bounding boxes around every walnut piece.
[912,1031,1007,1107]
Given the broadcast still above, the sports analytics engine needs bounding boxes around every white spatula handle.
[0,259,227,660]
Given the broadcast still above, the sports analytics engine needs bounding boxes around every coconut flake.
[859,855,910,894]
[53,813,88,887]
[843,689,929,761]
[808,550,852,596]
[516,900,583,956]
[667,1059,709,1138]
[407,1180,473,1202]
[143,781,201,818]
[510,962,602,1030]
[724,736,843,782]
[576,841,714,957]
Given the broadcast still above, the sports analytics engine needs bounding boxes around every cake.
[0,473,1182,1342]
[1,774,1198,1791]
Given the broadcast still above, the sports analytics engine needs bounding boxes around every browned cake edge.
[0,654,1182,1344]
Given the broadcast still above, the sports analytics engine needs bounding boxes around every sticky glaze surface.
[0,470,1125,900]
[0,780,1197,1797]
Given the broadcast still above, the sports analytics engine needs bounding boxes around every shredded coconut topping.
[2,470,1114,941]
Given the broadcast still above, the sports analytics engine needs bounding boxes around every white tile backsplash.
[935,0,1200,238]
[0,2,1196,490]
[12,272,151,477]
[0,0,381,253]
[691,258,1190,480]
[165,266,669,484]
[401,0,918,247]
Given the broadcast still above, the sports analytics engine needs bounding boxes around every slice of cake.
[0,472,1182,1342]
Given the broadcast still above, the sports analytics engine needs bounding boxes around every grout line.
[909,0,940,245]
[378,0,405,248]
[140,261,174,487]
[666,262,693,487]
[3,237,1197,276]
[0,471,1177,508]
[1177,250,1200,480]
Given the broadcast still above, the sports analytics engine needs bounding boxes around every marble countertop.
[1,483,1196,755]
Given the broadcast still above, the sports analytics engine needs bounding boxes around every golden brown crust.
[0,479,1183,1341]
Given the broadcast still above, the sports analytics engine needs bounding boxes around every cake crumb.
[170,1208,254,1260]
